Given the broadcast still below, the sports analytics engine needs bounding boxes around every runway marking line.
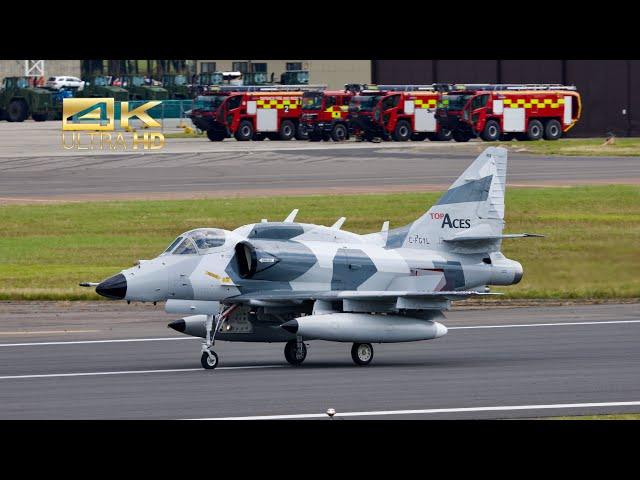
[0,365,285,380]
[188,401,640,420]
[1,319,639,348]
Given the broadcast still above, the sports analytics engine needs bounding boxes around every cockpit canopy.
[162,228,229,256]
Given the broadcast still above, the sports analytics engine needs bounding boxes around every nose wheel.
[284,338,307,366]
[351,343,374,366]
[201,350,219,369]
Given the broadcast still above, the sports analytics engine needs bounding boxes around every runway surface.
[0,302,638,419]
[0,122,638,202]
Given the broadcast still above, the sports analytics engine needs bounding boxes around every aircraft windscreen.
[186,229,226,252]
[163,236,183,254]
[173,238,198,255]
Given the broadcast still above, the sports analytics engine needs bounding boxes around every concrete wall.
[196,60,371,89]
[0,60,81,83]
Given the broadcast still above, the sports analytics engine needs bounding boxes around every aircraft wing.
[443,233,544,243]
[227,289,501,304]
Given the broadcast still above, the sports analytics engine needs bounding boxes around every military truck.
[191,72,225,96]
[81,76,129,101]
[0,76,54,122]
[280,70,309,85]
[162,74,190,99]
[120,75,169,100]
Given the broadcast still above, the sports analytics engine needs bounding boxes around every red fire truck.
[189,85,325,141]
[347,85,452,142]
[299,88,356,141]
[439,84,581,141]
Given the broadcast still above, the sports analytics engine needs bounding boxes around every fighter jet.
[85,147,541,369]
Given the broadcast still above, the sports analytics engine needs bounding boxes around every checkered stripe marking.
[413,98,438,108]
[256,98,301,109]
[503,98,566,109]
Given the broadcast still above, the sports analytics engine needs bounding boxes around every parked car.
[45,76,85,91]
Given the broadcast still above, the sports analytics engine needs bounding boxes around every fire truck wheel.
[279,120,295,141]
[295,124,308,140]
[331,124,348,141]
[235,121,254,141]
[526,120,544,141]
[411,132,428,141]
[452,130,471,142]
[481,120,501,142]
[392,120,412,141]
[544,119,562,140]
[206,130,225,142]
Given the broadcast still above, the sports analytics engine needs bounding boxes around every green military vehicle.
[191,72,224,96]
[120,75,169,100]
[81,76,129,101]
[162,74,191,99]
[0,76,54,122]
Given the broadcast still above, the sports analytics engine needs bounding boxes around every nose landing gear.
[201,304,238,370]
[284,337,307,366]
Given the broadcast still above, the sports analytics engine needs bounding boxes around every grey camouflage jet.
[85,146,541,369]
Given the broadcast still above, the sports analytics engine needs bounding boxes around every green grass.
[496,137,640,156]
[1,185,639,300]
[547,413,640,420]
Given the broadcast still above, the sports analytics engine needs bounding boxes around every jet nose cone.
[96,273,127,300]
[280,319,299,334]
[168,319,186,333]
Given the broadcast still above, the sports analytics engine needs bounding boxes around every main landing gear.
[200,304,238,370]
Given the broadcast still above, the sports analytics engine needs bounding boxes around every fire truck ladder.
[452,84,577,91]
[217,84,327,92]
[369,84,438,91]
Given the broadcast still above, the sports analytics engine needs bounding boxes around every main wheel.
[279,120,295,141]
[7,100,27,122]
[526,119,544,140]
[234,120,254,141]
[294,124,308,140]
[392,120,411,141]
[331,123,348,141]
[206,129,225,142]
[452,130,471,142]
[481,120,501,142]
[544,119,562,140]
[201,351,219,370]
[284,340,307,366]
[351,343,374,366]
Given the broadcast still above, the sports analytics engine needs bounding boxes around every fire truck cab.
[347,85,451,142]
[453,84,581,141]
[300,89,355,141]
[189,85,325,141]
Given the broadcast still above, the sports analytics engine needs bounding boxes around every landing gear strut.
[351,343,374,366]
[284,337,307,366]
[200,304,238,370]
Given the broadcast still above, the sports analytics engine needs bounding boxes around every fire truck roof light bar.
[452,84,577,91]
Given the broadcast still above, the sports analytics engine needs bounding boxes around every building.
[0,60,81,84]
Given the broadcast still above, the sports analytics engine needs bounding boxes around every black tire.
[411,132,428,141]
[481,120,501,142]
[544,119,562,140]
[331,123,348,141]
[32,113,47,122]
[0,109,6,121]
[526,119,544,141]
[351,343,374,366]
[435,128,452,141]
[392,120,411,141]
[294,123,308,140]
[201,351,219,370]
[206,129,225,142]
[279,120,295,140]
[452,130,471,142]
[7,100,27,122]
[234,120,254,141]
[284,340,307,366]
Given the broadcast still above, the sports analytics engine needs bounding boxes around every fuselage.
[97,221,522,304]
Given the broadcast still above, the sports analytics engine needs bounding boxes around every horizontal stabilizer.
[443,233,544,243]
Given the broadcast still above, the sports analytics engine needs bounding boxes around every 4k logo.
[62,98,161,131]
[431,212,471,229]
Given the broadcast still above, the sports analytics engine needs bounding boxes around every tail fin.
[390,147,507,250]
